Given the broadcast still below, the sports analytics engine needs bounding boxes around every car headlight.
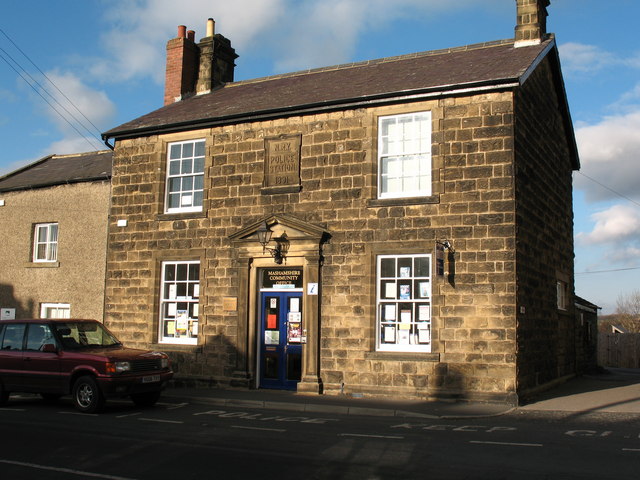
[161,358,169,369]
[106,361,131,374]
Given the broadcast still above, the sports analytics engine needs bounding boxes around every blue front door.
[259,292,303,390]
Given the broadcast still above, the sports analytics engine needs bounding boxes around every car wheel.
[131,390,161,408]
[0,382,9,406]
[72,376,105,413]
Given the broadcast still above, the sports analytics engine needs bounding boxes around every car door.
[0,323,26,390]
[22,323,62,393]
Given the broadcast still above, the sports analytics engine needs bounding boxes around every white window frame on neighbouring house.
[378,111,432,199]
[557,280,568,310]
[40,303,70,319]
[33,223,59,262]
[165,139,206,214]
[376,254,432,353]
[159,261,200,345]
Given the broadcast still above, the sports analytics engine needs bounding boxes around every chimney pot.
[177,25,187,38]
[187,30,195,42]
[206,18,215,37]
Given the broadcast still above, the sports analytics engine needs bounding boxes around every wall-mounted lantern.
[256,221,290,264]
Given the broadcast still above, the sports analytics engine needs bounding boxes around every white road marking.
[339,433,404,439]
[232,425,286,432]
[139,418,184,424]
[0,459,136,480]
[116,412,142,418]
[470,441,543,448]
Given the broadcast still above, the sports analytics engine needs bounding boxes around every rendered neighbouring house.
[0,151,112,321]
[101,0,583,404]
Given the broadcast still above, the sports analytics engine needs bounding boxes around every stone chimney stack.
[196,18,238,95]
[163,19,238,105]
[514,0,550,48]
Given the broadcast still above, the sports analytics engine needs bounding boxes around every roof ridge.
[227,38,516,88]
[51,150,112,159]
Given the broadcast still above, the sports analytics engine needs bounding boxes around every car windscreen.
[54,322,121,349]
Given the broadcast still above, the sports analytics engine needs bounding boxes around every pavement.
[163,368,640,419]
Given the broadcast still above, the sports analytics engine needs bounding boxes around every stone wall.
[513,55,577,396]
[106,90,534,401]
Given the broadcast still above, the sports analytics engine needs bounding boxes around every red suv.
[0,319,173,413]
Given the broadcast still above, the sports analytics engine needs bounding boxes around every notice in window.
[399,285,411,299]
[385,282,396,299]
[384,305,396,321]
[267,314,277,330]
[265,331,280,345]
[383,326,396,343]
[290,298,300,313]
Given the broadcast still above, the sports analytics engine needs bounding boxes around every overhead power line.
[0,28,104,151]
[575,266,640,275]
[575,171,640,209]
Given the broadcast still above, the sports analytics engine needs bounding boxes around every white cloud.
[86,0,500,83]
[559,42,616,74]
[577,204,640,246]
[574,110,640,203]
[37,70,115,152]
[91,0,286,83]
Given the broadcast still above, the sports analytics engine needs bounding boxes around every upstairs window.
[165,139,205,213]
[378,111,432,199]
[33,223,58,262]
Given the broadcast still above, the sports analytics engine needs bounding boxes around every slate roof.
[103,36,560,140]
[0,150,112,192]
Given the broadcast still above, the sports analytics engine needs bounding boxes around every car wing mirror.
[42,343,58,353]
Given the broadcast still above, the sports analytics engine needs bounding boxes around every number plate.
[142,375,161,383]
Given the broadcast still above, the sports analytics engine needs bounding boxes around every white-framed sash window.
[40,303,70,319]
[159,261,200,345]
[376,254,432,352]
[165,139,205,213]
[33,223,59,262]
[378,111,432,199]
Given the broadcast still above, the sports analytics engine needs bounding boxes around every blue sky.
[1,0,639,313]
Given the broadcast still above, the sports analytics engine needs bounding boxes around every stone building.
[0,151,112,321]
[102,0,581,403]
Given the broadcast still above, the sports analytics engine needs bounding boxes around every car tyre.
[0,382,9,406]
[72,376,105,413]
[131,390,161,408]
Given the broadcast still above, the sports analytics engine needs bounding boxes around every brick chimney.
[514,0,550,48]
[163,19,238,106]
[164,25,199,105]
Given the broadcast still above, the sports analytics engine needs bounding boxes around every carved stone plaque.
[263,134,301,192]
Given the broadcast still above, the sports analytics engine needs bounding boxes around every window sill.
[367,195,439,207]
[156,212,205,222]
[25,261,60,269]
[366,351,440,362]
[151,343,203,353]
